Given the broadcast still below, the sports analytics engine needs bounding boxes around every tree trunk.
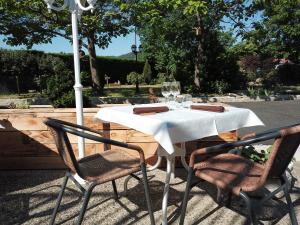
[87,33,103,95]
[135,80,140,94]
[194,13,205,90]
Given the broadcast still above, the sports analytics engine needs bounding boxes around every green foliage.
[143,59,152,84]
[45,60,75,108]
[80,71,92,87]
[0,49,42,93]
[245,1,300,63]
[44,58,90,108]
[126,72,145,85]
[277,64,300,85]
[0,0,132,90]
[131,0,245,94]
[209,80,230,95]
[241,145,272,164]
[152,73,170,84]
[0,49,144,93]
[0,0,130,50]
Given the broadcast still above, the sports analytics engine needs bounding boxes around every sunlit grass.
[104,85,161,97]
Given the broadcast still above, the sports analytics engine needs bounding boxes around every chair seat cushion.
[194,153,265,195]
[78,149,141,184]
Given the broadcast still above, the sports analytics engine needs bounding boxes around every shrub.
[45,60,90,108]
[241,145,272,164]
[152,73,169,84]
[126,72,145,85]
[247,86,257,98]
[277,63,300,85]
[262,69,279,88]
[211,80,230,95]
[80,71,92,87]
[0,49,144,94]
[201,80,230,95]
[143,59,152,84]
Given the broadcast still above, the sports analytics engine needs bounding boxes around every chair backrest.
[261,124,300,181]
[45,118,82,176]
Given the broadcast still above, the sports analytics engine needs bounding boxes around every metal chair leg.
[141,163,155,225]
[179,167,194,225]
[112,180,119,200]
[282,175,298,225]
[50,173,69,225]
[216,187,223,204]
[76,183,96,225]
[239,192,258,225]
[225,192,232,207]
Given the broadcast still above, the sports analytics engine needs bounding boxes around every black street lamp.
[131,27,143,62]
[131,44,143,62]
[131,28,143,94]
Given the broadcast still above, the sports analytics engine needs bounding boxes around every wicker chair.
[44,118,155,225]
[180,124,300,225]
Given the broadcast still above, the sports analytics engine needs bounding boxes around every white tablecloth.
[95,104,264,155]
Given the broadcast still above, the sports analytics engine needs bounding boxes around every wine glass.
[161,82,171,103]
[182,94,193,108]
[170,81,181,98]
[169,81,181,109]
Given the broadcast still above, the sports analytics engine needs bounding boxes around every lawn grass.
[103,84,162,97]
[1,85,299,99]
[0,92,42,99]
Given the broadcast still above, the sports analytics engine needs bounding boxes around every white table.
[95,103,264,224]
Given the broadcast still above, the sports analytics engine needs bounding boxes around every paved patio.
[1,163,300,225]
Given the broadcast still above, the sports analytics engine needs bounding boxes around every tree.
[143,59,152,84]
[244,0,300,62]
[126,71,144,93]
[119,0,247,91]
[0,0,130,94]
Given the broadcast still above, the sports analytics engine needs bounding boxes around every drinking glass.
[169,81,181,109]
[161,82,171,102]
[170,81,181,99]
[182,94,193,108]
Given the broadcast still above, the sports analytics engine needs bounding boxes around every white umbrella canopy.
[44,0,97,158]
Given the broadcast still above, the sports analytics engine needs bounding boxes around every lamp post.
[131,26,143,62]
[44,0,97,158]
[131,28,142,93]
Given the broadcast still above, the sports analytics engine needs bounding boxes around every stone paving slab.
[1,163,300,225]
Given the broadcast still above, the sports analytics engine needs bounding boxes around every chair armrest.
[189,146,234,167]
[240,132,256,140]
[82,132,146,164]
[189,130,281,167]
[45,118,104,136]
[240,123,300,141]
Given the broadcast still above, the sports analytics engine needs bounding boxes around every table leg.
[162,156,174,225]
[148,155,163,171]
[180,142,189,170]
[123,155,163,195]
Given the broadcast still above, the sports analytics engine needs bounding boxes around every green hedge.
[0,49,144,93]
[48,53,144,85]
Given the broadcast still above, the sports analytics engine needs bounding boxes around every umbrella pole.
[71,10,85,158]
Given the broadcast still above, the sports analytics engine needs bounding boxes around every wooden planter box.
[0,107,237,170]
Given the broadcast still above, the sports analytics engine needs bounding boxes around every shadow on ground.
[0,165,300,225]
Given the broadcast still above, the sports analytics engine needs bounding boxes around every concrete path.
[227,100,300,160]
[227,100,300,136]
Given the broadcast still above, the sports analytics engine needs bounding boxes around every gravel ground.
[0,164,300,225]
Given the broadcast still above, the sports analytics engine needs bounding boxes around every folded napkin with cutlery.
[133,106,169,114]
[190,105,225,112]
